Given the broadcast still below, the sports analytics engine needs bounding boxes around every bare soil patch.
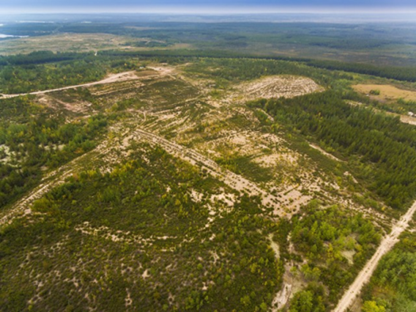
[236,75,323,102]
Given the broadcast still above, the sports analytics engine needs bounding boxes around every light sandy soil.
[37,95,93,114]
[206,75,323,107]
[75,221,176,249]
[129,128,288,217]
[309,143,344,162]
[334,200,416,312]
[0,144,15,165]
[238,76,324,101]
[399,114,416,125]
[272,262,307,311]
[0,71,142,99]
[340,250,356,265]
[353,84,416,102]
[268,233,280,259]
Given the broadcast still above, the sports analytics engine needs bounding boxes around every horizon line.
[1,6,416,15]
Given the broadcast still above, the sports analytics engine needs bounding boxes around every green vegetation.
[0,96,108,208]
[288,202,380,307]
[103,49,416,82]
[0,51,142,93]
[362,232,416,311]
[0,144,282,311]
[252,91,416,210]
[1,23,416,310]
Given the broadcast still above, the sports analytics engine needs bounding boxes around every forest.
[0,51,143,93]
[362,231,416,311]
[251,91,416,210]
[286,201,380,309]
[0,42,415,311]
[0,96,108,208]
[102,49,416,82]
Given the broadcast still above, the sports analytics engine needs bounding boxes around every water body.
[0,34,28,38]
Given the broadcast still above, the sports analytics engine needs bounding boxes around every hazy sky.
[1,0,415,13]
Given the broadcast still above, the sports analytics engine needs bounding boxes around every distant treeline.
[303,59,416,83]
[0,51,141,93]
[0,51,89,66]
[100,49,416,82]
[1,50,415,82]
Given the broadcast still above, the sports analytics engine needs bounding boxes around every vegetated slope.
[0,96,108,209]
[0,142,282,312]
[0,55,412,311]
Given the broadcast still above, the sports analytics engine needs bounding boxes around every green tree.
[362,301,386,312]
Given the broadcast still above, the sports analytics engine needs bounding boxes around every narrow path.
[333,201,416,312]
[0,151,94,228]
[0,71,141,99]
[131,128,286,217]
[1,125,286,228]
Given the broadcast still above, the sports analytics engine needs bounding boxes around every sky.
[0,0,415,13]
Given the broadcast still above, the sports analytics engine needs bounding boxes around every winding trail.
[0,71,141,99]
[334,201,416,312]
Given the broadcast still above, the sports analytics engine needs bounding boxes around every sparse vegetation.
[1,19,416,311]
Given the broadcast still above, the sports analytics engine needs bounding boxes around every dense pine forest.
[252,91,416,210]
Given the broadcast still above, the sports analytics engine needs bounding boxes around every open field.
[353,84,416,102]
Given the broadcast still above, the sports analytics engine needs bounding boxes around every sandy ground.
[238,76,324,101]
[207,75,323,107]
[334,200,416,312]
[1,63,399,312]
[129,128,288,217]
[309,143,344,162]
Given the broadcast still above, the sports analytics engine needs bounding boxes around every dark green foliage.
[0,59,106,94]
[0,52,141,93]
[289,283,326,312]
[290,203,380,305]
[253,91,416,210]
[362,232,416,311]
[303,59,416,82]
[103,49,416,82]
[0,97,108,208]
[0,51,86,66]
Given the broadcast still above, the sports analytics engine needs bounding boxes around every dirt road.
[0,71,141,99]
[131,128,287,217]
[333,201,416,312]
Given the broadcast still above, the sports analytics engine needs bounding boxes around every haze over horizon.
[1,0,416,14]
